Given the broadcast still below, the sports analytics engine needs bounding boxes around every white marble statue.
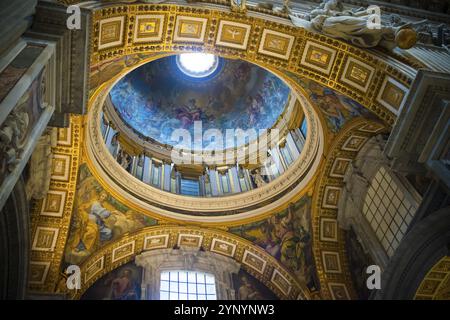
[289,0,418,50]
[252,169,266,188]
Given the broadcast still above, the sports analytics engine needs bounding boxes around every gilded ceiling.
[28,1,419,300]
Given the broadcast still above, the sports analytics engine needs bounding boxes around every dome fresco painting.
[109,55,290,148]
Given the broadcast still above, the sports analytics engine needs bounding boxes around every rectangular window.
[220,172,230,194]
[160,271,216,300]
[363,167,419,257]
[151,164,161,187]
[180,178,200,196]
[280,145,294,166]
[300,117,307,138]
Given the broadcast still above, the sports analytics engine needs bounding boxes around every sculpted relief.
[288,0,420,50]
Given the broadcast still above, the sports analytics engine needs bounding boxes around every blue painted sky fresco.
[109,56,290,148]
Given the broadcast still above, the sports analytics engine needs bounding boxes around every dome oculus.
[176,53,219,78]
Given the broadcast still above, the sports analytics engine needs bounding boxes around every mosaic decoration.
[286,74,375,133]
[233,269,278,300]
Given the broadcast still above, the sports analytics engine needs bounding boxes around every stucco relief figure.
[289,0,418,50]
[110,132,119,156]
[116,149,132,171]
[0,108,29,172]
[25,128,57,199]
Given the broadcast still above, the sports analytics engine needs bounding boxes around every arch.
[374,207,450,300]
[67,225,312,300]
[0,178,30,299]
[311,119,389,299]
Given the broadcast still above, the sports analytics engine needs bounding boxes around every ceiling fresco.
[81,261,143,300]
[229,195,320,293]
[109,55,290,149]
[283,71,376,134]
[64,164,158,266]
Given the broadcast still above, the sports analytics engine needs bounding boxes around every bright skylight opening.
[176,53,219,78]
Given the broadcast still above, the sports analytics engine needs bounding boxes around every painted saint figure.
[238,275,263,300]
[88,191,113,241]
[110,269,140,300]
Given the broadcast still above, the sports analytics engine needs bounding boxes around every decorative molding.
[216,20,251,50]
[300,41,337,76]
[133,14,165,44]
[28,115,82,293]
[258,29,295,60]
